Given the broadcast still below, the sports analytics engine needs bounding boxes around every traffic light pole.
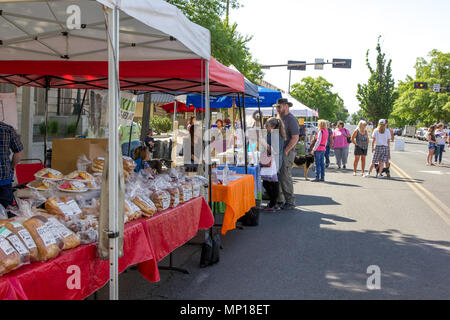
[262,60,347,69]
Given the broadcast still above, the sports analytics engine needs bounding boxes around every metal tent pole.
[242,95,248,174]
[43,77,50,167]
[107,5,120,301]
[257,97,263,129]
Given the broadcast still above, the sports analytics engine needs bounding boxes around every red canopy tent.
[0,57,244,93]
[158,101,204,113]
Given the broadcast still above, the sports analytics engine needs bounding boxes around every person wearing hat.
[275,98,299,210]
[367,119,392,178]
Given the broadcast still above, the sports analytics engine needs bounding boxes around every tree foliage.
[290,76,349,123]
[350,109,366,125]
[391,50,450,127]
[167,0,263,82]
[356,37,397,125]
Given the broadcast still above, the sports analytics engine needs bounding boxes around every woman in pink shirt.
[332,120,351,169]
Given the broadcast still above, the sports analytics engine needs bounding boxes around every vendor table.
[211,174,256,235]
[0,197,213,300]
[217,165,261,199]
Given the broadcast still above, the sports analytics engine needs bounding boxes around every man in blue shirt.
[0,121,23,209]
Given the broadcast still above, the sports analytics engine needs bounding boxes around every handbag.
[237,207,260,227]
[200,233,221,268]
[345,129,351,144]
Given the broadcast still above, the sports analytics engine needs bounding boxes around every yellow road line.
[389,161,450,227]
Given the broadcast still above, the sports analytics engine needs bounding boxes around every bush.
[67,121,78,136]
[150,115,172,134]
[39,120,59,136]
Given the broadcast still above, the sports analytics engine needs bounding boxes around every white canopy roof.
[0,0,211,61]
[245,93,317,118]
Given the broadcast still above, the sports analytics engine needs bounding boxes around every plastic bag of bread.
[0,204,7,220]
[0,226,30,266]
[150,190,171,212]
[91,157,105,173]
[23,215,61,261]
[77,227,98,244]
[0,236,21,275]
[77,154,92,172]
[186,177,201,198]
[123,156,136,173]
[3,221,39,262]
[165,185,180,208]
[124,199,143,222]
[132,195,156,217]
[177,181,193,203]
[45,196,82,221]
[34,168,64,180]
[44,216,80,250]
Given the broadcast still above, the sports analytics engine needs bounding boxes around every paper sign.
[119,92,138,127]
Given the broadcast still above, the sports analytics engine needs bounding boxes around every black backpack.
[237,207,260,226]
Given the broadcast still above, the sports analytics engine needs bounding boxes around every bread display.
[23,215,61,261]
[0,226,30,266]
[91,157,105,173]
[65,171,94,182]
[0,236,20,275]
[3,221,39,262]
[35,168,64,180]
[151,190,171,212]
[132,195,156,217]
[178,183,193,203]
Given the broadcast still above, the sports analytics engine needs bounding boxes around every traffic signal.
[332,58,352,69]
[287,60,306,71]
[414,82,428,89]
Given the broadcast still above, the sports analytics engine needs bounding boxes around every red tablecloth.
[138,196,214,282]
[0,197,213,300]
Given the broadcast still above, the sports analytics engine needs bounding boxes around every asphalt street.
[91,137,450,300]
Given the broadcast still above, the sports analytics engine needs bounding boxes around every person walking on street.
[332,120,351,169]
[434,123,446,165]
[324,121,334,168]
[275,98,299,210]
[383,119,395,178]
[351,120,369,176]
[368,119,391,178]
[0,121,23,210]
[119,121,141,157]
[426,125,437,166]
[262,118,286,211]
[311,120,329,182]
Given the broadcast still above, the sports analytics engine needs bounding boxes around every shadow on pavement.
[322,181,362,188]
[90,207,450,300]
[386,177,424,184]
[294,194,341,206]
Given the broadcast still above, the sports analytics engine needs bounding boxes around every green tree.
[356,36,397,125]
[391,50,450,126]
[350,109,366,125]
[290,76,348,123]
[167,0,263,82]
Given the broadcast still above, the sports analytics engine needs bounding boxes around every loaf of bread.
[0,236,20,275]
[91,157,105,173]
[3,221,39,262]
[23,215,61,261]
[123,156,136,175]
[45,217,81,250]
[178,183,193,203]
[0,226,30,266]
[165,187,180,208]
[124,200,143,222]
[151,190,171,212]
[132,195,156,217]
[45,197,65,218]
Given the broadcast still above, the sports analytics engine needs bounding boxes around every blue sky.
[230,0,450,114]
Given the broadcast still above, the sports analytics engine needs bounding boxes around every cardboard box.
[51,138,108,174]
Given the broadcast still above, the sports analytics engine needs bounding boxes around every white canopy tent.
[0,0,211,300]
[245,93,316,118]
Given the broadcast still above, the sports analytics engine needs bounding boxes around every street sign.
[287,60,306,71]
[433,84,441,93]
[414,82,428,89]
[332,58,352,69]
[315,58,324,70]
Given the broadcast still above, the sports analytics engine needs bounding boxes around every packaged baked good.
[23,215,61,261]
[124,199,143,222]
[44,217,80,250]
[77,154,92,172]
[58,180,88,192]
[0,226,30,266]
[132,195,156,217]
[27,179,56,191]
[34,168,64,180]
[77,227,98,244]
[0,204,7,220]
[0,236,20,275]
[3,221,39,262]
[123,156,136,173]
[45,196,82,221]
[178,182,193,203]
[91,157,105,173]
[65,171,94,182]
[151,190,171,212]
[165,186,180,208]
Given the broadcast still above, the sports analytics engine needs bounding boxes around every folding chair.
[14,158,44,189]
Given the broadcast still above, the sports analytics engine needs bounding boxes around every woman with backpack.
[332,120,351,169]
[351,120,369,176]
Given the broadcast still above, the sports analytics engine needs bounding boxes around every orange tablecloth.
[212,174,255,235]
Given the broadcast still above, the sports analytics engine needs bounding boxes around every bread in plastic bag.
[77,154,92,172]
[3,221,39,262]
[45,196,83,222]
[23,215,61,261]
[39,214,81,250]
[0,226,30,266]
[91,157,105,173]
[132,195,156,217]
[77,227,98,244]
[0,236,20,275]
[0,204,7,220]
[165,185,180,208]
[151,190,171,212]
[124,199,143,222]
